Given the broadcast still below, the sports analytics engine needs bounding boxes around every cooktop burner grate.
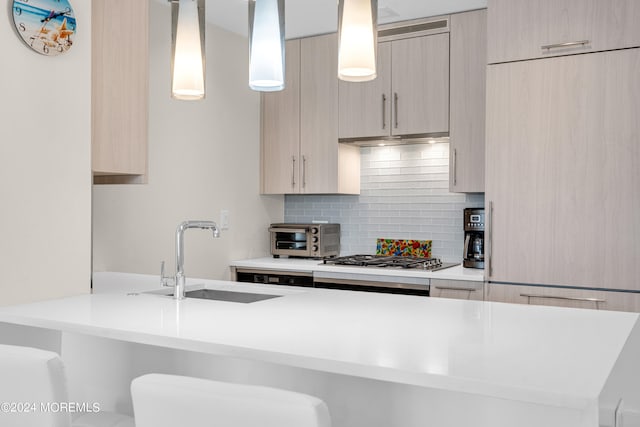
[324,255,458,271]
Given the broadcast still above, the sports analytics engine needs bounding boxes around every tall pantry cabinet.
[485,0,640,293]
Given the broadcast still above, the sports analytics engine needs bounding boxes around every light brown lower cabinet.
[485,283,640,313]
[430,279,484,301]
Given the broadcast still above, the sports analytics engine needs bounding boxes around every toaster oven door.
[269,227,311,257]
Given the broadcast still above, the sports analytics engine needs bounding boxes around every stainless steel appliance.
[233,255,459,296]
[269,223,340,259]
[463,208,484,269]
[316,255,460,296]
[323,254,458,271]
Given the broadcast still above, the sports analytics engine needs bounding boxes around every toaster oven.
[269,223,340,258]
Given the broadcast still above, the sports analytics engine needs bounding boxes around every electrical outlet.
[220,209,229,230]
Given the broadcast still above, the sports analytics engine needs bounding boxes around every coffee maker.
[463,208,484,269]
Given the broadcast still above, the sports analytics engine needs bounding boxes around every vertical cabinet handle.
[394,92,399,129]
[453,148,457,186]
[488,201,493,278]
[302,155,307,189]
[291,156,296,187]
[382,94,387,129]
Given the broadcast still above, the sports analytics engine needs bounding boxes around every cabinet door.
[338,42,392,139]
[488,0,640,64]
[261,40,301,194]
[430,279,484,301]
[486,283,640,313]
[391,33,449,136]
[92,0,149,184]
[449,9,486,193]
[300,34,339,193]
[486,49,640,291]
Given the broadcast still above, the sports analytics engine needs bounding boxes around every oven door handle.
[314,277,429,291]
[268,227,309,234]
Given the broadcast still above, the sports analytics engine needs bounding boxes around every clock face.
[12,0,77,56]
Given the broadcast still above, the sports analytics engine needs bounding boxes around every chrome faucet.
[161,220,220,300]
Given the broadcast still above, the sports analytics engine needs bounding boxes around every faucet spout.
[174,220,220,300]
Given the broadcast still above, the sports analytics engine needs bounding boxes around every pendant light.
[248,0,285,92]
[171,0,205,100]
[337,0,378,82]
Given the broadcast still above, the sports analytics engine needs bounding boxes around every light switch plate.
[220,209,229,230]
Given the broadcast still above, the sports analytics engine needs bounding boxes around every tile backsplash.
[284,143,484,262]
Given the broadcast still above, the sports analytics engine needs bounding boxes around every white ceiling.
[187,0,487,39]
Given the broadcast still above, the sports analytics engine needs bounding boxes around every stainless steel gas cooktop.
[323,255,459,271]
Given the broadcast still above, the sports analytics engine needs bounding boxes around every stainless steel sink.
[169,289,281,303]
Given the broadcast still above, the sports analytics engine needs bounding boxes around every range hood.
[338,133,449,147]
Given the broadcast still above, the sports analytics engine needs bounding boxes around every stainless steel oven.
[313,271,430,296]
[234,254,459,296]
[269,223,340,258]
[233,267,430,296]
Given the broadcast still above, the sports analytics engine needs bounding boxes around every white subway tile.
[284,144,485,262]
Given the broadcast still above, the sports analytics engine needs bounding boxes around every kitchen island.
[0,276,638,427]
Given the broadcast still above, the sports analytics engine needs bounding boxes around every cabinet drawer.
[488,0,640,64]
[430,279,484,301]
[486,283,640,313]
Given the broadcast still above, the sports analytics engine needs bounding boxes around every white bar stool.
[0,344,134,427]
[131,374,331,427]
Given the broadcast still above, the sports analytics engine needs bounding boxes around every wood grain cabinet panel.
[338,43,391,139]
[338,31,449,140]
[300,34,360,195]
[430,279,484,301]
[92,0,149,184]
[391,33,449,136]
[485,48,640,291]
[486,283,640,313]
[261,40,301,194]
[488,0,640,64]
[449,9,486,193]
[261,35,359,195]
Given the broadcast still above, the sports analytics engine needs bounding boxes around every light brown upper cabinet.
[92,0,149,184]
[261,40,301,194]
[485,48,640,291]
[261,35,360,195]
[339,25,450,139]
[488,0,640,64]
[338,43,392,139]
[449,9,486,193]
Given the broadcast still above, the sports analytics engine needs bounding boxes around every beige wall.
[0,3,92,305]
[92,1,283,280]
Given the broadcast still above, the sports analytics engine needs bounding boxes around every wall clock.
[11,0,76,56]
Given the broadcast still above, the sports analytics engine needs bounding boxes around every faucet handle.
[160,261,174,287]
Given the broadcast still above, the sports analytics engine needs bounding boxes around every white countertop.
[231,257,485,282]
[0,274,637,411]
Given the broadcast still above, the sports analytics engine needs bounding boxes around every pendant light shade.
[248,0,285,92]
[337,0,378,82]
[171,0,205,100]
